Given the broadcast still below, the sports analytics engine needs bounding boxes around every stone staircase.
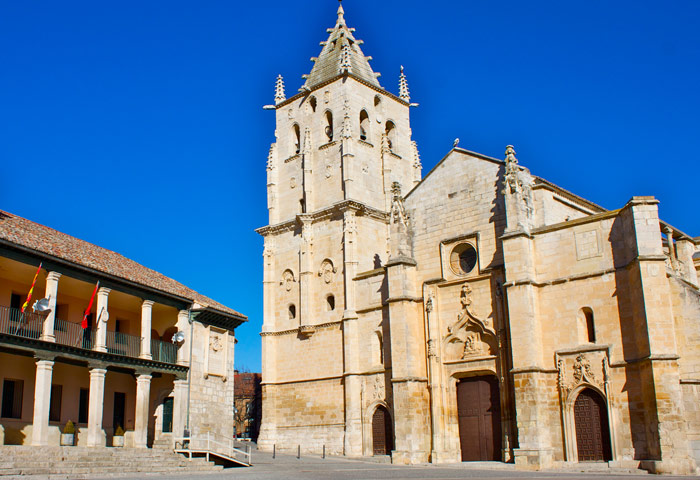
[0,446,223,478]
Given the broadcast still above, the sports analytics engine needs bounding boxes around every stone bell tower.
[257,2,421,455]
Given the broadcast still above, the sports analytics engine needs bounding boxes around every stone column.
[176,310,190,366]
[87,366,107,446]
[94,288,111,353]
[31,356,55,446]
[502,230,553,469]
[140,300,153,359]
[386,257,431,464]
[172,378,189,439]
[41,272,61,342]
[342,210,362,456]
[134,373,152,448]
[622,198,696,474]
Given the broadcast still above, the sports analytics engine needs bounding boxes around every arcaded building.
[257,5,700,475]
[0,210,246,449]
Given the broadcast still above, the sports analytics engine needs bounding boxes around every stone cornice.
[0,334,188,378]
[390,376,428,383]
[385,295,423,304]
[256,200,388,236]
[261,374,343,386]
[503,255,668,289]
[530,209,622,236]
[531,177,606,214]
[273,73,409,110]
[385,256,417,267]
[609,353,680,368]
[353,268,385,281]
[259,320,342,337]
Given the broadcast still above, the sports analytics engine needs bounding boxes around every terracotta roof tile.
[0,210,245,320]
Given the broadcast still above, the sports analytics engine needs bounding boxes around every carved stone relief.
[318,259,337,284]
[281,269,296,291]
[556,350,608,401]
[443,283,498,362]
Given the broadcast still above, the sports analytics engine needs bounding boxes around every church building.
[257,5,700,474]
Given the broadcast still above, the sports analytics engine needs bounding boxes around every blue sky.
[2,1,699,371]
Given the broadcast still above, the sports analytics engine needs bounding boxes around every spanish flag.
[82,281,100,329]
[21,263,43,313]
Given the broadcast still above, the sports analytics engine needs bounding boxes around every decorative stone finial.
[390,182,409,227]
[505,145,517,164]
[399,65,410,102]
[337,0,345,25]
[411,140,421,169]
[267,143,276,171]
[340,44,352,73]
[274,75,286,104]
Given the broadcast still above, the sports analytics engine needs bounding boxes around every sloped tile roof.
[0,210,245,320]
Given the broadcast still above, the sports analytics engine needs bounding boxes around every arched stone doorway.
[371,405,393,456]
[574,388,612,461]
[457,375,501,461]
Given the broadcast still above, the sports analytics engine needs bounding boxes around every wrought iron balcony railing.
[0,305,44,340]
[0,305,179,365]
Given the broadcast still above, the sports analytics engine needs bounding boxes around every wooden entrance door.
[162,397,174,433]
[372,406,393,455]
[574,388,612,462]
[457,376,501,461]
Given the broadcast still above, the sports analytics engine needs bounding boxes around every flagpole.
[15,262,42,335]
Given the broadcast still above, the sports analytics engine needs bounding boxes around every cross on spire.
[337,0,345,26]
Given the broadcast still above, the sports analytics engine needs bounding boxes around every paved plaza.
[98,447,696,480]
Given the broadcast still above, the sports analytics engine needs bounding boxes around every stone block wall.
[187,321,235,440]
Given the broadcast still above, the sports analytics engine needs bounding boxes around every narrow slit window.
[324,111,333,141]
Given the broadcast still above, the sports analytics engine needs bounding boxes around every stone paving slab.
[52,449,692,480]
[2,446,696,480]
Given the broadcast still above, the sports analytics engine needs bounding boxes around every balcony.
[0,305,178,365]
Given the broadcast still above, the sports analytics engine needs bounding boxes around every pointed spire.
[274,75,286,104]
[301,2,381,90]
[337,0,345,26]
[399,65,410,102]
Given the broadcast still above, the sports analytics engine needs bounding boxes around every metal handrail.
[106,330,141,357]
[151,338,178,364]
[174,432,251,466]
[54,317,95,349]
[0,305,180,365]
[0,305,44,340]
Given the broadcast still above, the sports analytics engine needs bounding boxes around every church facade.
[257,5,700,474]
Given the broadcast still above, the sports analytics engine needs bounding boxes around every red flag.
[21,263,43,313]
[82,281,100,329]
